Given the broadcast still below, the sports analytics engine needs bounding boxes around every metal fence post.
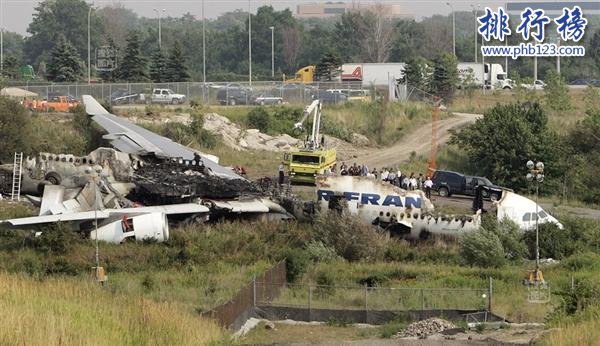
[308,284,312,322]
[253,275,256,307]
[488,277,492,312]
[421,288,425,319]
[364,284,368,323]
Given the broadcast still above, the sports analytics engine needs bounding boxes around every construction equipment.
[11,152,23,202]
[284,100,336,184]
[43,95,80,112]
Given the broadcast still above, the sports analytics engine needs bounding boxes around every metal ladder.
[11,152,23,202]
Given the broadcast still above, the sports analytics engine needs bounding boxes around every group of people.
[328,162,434,198]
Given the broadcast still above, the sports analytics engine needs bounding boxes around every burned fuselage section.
[315,176,481,239]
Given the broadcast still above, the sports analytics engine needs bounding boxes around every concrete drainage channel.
[233,306,507,336]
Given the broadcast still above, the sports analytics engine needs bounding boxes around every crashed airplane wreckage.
[0,95,560,244]
[314,175,481,239]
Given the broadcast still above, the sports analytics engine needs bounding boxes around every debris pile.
[131,157,261,205]
[202,113,300,152]
[397,318,457,338]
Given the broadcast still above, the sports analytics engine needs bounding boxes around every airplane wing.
[2,203,210,227]
[82,95,242,180]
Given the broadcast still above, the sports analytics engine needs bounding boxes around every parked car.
[108,89,142,105]
[217,86,252,105]
[520,80,546,90]
[431,170,504,200]
[312,90,347,105]
[150,88,186,104]
[252,93,283,105]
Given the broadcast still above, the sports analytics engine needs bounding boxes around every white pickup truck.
[150,88,186,104]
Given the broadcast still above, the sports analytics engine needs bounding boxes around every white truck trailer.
[457,62,512,90]
[340,63,406,87]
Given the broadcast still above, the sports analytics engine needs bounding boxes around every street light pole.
[269,26,274,78]
[471,4,478,63]
[526,160,545,282]
[446,2,455,56]
[1,0,5,73]
[154,8,166,49]
[88,6,92,84]
[202,0,206,90]
[248,0,252,87]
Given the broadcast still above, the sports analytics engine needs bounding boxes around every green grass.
[241,322,379,345]
[0,272,226,345]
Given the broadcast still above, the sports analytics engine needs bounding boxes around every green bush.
[313,211,388,262]
[549,278,600,321]
[305,240,340,263]
[459,230,506,268]
[247,107,270,133]
[563,252,600,271]
[523,222,577,260]
[483,216,528,260]
[315,270,335,297]
[282,248,309,283]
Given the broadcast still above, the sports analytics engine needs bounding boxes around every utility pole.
[202,0,206,100]
[270,26,275,78]
[447,2,455,56]
[248,0,252,87]
[154,8,166,49]
[88,6,92,84]
[1,0,4,73]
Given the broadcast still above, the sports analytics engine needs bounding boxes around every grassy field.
[0,272,226,345]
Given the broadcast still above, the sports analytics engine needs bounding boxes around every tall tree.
[46,35,84,82]
[450,102,560,191]
[25,0,103,66]
[588,29,600,71]
[282,26,302,73]
[117,31,148,82]
[315,51,341,81]
[334,12,367,62]
[149,50,168,83]
[0,97,33,161]
[165,41,190,82]
[1,56,20,80]
[403,56,432,92]
[361,5,395,63]
[431,53,458,102]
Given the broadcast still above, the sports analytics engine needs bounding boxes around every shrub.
[247,107,270,133]
[34,223,83,255]
[563,252,600,271]
[282,248,309,283]
[549,278,600,321]
[315,270,335,297]
[305,240,340,263]
[483,216,528,260]
[523,222,577,260]
[313,210,388,262]
[459,230,506,268]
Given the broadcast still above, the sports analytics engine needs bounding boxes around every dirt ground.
[240,321,547,346]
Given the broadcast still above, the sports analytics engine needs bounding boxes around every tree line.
[2,0,600,83]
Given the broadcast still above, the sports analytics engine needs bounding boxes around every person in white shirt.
[382,169,389,181]
[424,176,433,198]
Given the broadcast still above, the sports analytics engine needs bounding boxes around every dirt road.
[352,112,482,169]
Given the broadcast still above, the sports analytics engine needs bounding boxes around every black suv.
[431,170,503,200]
[217,86,251,105]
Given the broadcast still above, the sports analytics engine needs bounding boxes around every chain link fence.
[256,282,491,313]
[8,80,372,106]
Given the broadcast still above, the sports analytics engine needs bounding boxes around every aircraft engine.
[90,212,169,243]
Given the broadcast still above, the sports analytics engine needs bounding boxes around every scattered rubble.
[397,318,457,338]
[202,113,300,152]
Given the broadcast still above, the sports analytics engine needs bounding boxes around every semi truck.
[457,62,512,90]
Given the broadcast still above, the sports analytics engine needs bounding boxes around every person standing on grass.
[278,162,285,186]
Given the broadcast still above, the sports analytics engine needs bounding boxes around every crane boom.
[293,99,322,151]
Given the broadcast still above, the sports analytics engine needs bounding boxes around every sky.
[0,0,514,35]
